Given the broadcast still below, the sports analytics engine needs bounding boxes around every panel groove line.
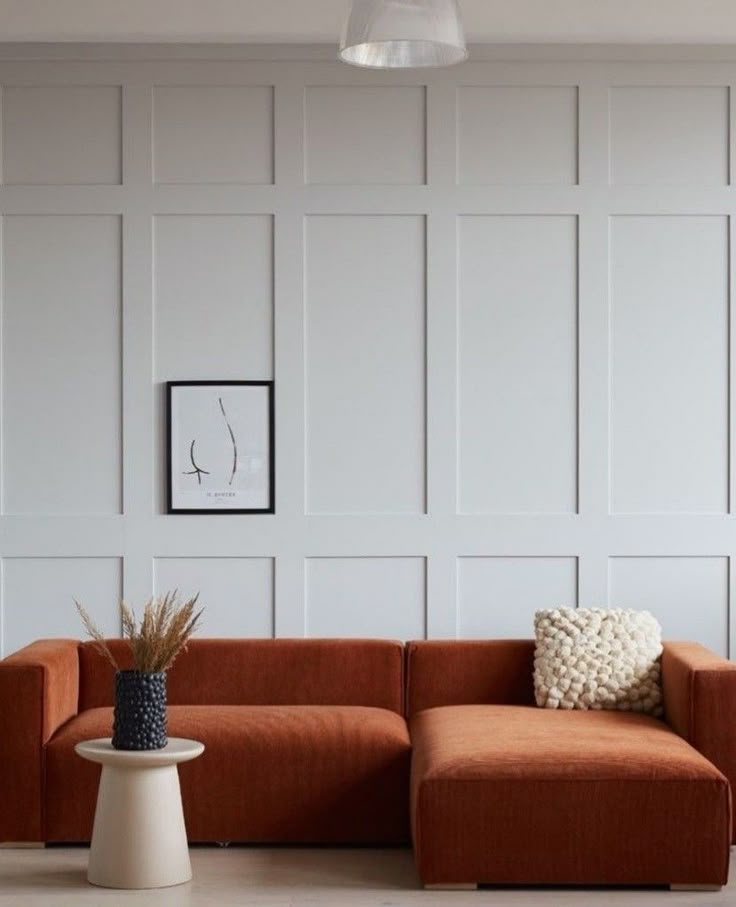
[0,50,735,655]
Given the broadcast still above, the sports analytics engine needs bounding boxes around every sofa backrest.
[405,640,535,717]
[78,638,405,714]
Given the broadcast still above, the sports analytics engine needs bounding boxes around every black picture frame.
[166,380,275,515]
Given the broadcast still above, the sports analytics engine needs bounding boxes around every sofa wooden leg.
[670,884,722,891]
[0,842,45,849]
[425,883,478,890]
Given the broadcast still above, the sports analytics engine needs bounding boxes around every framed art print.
[167,381,274,514]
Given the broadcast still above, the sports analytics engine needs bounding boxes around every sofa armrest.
[0,640,79,842]
[661,641,736,841]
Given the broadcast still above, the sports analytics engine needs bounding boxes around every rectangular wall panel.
[305,86,426,184]
[153,215,274,511]
[305,216,426,514]
[609,557,728,655]
[610,86,728,185]
[153,85,274,184]
[458,86,578,184]
[154,558,274,637]
[305,557,426,639]
[458,216,578,514]
[3,216,122,514]
[3,85,121,185]
[458,557,578,638]
[154,215,274,380]
[2,557,121,656]
[610,216,728,513]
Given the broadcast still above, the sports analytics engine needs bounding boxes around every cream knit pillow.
[533,607,663,716]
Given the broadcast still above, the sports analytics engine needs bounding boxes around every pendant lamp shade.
[339,0,468,69]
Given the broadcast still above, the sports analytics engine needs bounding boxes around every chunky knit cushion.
[534,608,663,716]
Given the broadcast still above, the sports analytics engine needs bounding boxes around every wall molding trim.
[3,43,736,63]
[0,46,733,657]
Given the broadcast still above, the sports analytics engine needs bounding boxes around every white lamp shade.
[340,0,468,69]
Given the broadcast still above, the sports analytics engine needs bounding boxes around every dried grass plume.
[75,592,203,673]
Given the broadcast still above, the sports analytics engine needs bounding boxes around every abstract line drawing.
[219,396,238,486]
[182,439,210,485]
[167,381,273,514]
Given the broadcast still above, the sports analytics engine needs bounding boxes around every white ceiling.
[0,0,733,45]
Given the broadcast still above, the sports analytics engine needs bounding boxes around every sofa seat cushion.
[411,705,731,886]
[46,705,411,844]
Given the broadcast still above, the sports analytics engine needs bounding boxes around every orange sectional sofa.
[406,641,735,889]
[0,637,734,890]
[0,639,410,845]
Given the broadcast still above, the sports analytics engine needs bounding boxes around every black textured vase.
[112,670,167,750]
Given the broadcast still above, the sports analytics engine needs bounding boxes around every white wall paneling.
[2,557,121,654]
[2,215,122,516]
[609,557,729,656]
[458,214,578,514]
[304,86,426,185]
[153,216,274,381]
[457,85,578,185]
[2,85,122,185]
[152,85,274,185]
[610,216,729,514]
[154,557,274,637]
[305,557,426,639]
[153,213,274,510]
[305,214,426,515]
[1,48,736,657]
[609,86,729,186]
[458,557,578,638]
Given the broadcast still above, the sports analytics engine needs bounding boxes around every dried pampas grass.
[75,591,203,673]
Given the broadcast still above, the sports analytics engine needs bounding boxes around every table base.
[88,762,191,889]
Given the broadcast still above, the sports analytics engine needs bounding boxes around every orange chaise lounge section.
[0,637,735,891]
[407,640,736,889]
[0,638,410,845]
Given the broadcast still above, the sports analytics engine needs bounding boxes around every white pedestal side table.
[75,737,204,889]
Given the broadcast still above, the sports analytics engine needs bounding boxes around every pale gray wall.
[1,46,734,656]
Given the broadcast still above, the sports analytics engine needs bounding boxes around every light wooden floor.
[0,847,733,906]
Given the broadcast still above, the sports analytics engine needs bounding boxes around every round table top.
[75,738,204,768]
